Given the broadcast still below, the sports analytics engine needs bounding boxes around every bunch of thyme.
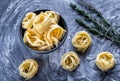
[70,2,120,46]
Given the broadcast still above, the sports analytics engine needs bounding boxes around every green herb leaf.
[70,2,120,47]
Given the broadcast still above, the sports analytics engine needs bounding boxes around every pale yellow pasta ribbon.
[45,11,60,23]
[60,52,80,71]
[22,11,65,51]
[33,11,59,34]
[72,31,92,53]
[22,12,36,29]
[45,24,65,46]
[23,29,45,47]
[96,52,115,71]
[18,59,39,80]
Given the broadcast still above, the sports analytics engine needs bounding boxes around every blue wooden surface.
[1,0,120,81]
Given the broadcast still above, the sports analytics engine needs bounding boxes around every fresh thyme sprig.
[75,18,104,36]
[70,2,120,46]
[70,3,108,33]
[79,1,111,28]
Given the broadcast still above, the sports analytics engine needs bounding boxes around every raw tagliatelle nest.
[96,52,115,71]
[18,59,39,80]
[72,31,92,53]
[60,51,80,71]
[22,11,66,51]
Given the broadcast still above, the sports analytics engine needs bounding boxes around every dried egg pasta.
[23,29,45,47]
[60,51,80,71]
[45,24,65,46]
[18,59,39,80]
[72,31,92,53]
[22,12,36,29]
[22,11,65,51]
[33,11,59,34]
[96,52,115,71]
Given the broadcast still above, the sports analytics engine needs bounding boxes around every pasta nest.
[96,52,115,71]
[33,11,59,34]
[22,12,36,29]
[18,59,39,80]
[72,31,92,53]
[60,51,80,71]
[22,11,65,51]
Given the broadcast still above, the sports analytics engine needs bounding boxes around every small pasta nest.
[18,59,39,80]
[22,11,66,51]
[22,12,36,29]
[96,52,115,71]
[60,51,80,71]
[72,31,92,53]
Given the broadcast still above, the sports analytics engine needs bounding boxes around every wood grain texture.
[0,0,120,81]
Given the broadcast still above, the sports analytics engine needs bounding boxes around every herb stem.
[70,2,120,47]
